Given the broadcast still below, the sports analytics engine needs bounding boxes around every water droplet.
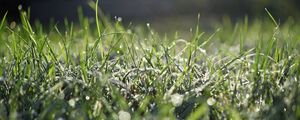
[18,5,22,10]
[118,110,131,120]
[207,97,216,106]
[127,29,132,34]
[57,117,65,120]
[68,99,76,107]
[85,96,90,100]
[66,76,73,81]
[171,93,184,107]
[246,94,250,98]
[198,48,206,55]
[10,21,16,29]
[255,107,260,112]
[117,17,122,22]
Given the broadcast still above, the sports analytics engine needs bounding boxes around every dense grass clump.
[0,8,300,119]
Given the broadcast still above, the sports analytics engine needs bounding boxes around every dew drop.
[18,5,22,10]
[207,97,216,106]
[68,99,76,108]
[255,107,260,112]
[118,110,131,120]
[117,17,122,22]
[171,93,184,107]
[85,96,90,100]
[10,21,16,29]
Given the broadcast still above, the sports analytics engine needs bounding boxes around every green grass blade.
[265,8,278,27]
[0,11,8,31]
[95,0,101,37]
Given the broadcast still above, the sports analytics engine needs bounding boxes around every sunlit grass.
[0,5,299,120]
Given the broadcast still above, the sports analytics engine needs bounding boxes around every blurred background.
[1,0,300,32]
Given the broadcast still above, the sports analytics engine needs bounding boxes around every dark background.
[1,0,300,31]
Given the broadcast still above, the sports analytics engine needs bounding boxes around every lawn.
[0,4,299,120]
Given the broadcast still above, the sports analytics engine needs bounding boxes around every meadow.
[0,3,299,119]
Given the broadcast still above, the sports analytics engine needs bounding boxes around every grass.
[0,4,300,120]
